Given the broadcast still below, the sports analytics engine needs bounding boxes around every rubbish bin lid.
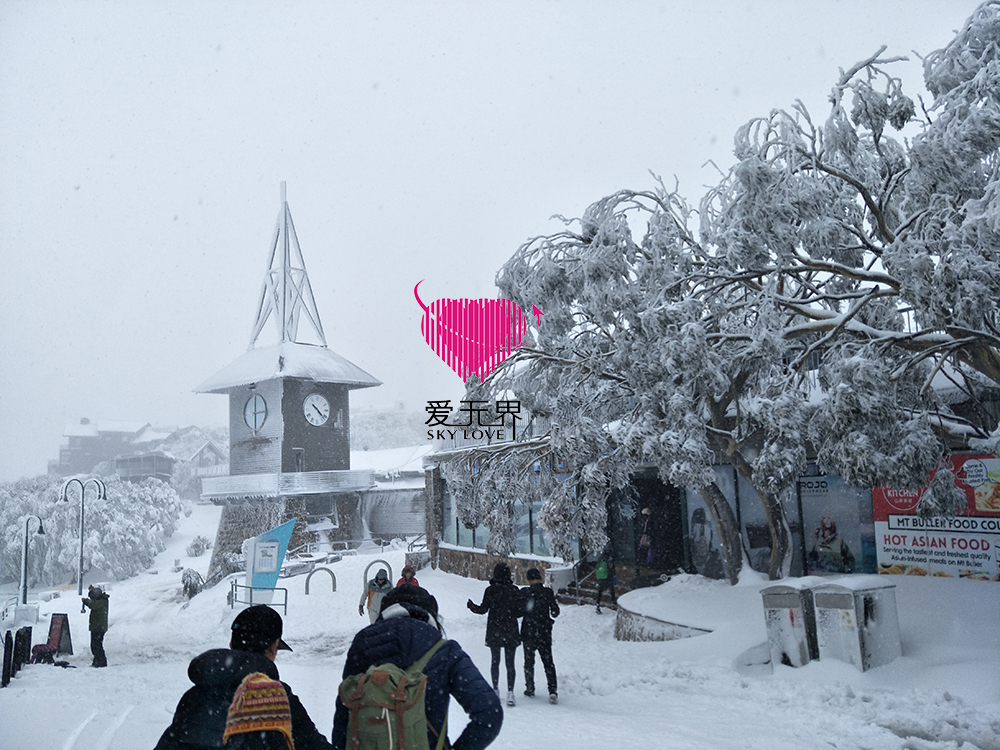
[760,576,826,595]
[812,575,895,594]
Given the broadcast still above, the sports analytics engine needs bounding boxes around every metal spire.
[248,182,328,348]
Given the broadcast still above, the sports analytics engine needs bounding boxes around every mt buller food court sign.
[875,454,1000,582]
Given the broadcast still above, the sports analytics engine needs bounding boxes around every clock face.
[303,393,330,426]
[244,394,267,432]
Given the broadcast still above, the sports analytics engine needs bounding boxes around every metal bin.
[812,577,901,671]
[760,578,822,668]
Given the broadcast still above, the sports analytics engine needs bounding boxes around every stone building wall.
[436,546,557,585]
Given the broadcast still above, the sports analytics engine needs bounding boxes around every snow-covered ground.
[1,504,998,750]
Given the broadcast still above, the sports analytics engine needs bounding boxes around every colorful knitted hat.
[222,672,294,750]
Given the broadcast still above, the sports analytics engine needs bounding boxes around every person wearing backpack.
[333,585,502,750]
[359,569,393,624]
[154,605,332,750]
[594,551,617,614]
[466,562,522,707]
[519,568,560,704]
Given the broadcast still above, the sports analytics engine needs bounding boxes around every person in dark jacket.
[154,605,332,750]
[332,585,502,750]
[82,584,109,667]
[467,562,522,707]
[519,568,560,704]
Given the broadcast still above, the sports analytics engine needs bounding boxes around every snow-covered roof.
[132,425,175,445]
[350,445,432,475]
[195,342,381,393]
[63,419,149,437]
[171,439,227,463]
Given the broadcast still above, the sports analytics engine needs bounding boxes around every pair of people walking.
[158,591,503,750]
[467,563,560,707]
[358,565,421,623]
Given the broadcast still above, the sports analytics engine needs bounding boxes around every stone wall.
[437,547,556,585]
[613,604,711,642]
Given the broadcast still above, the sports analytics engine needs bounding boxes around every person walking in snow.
[467,561,522,706]
[81,584,109,668]
[594,552,617,614]
[519,568,560,704]
[154,604,332,750]
[333,585,502,750]
[396,564,419,586]
[358,569,393,624]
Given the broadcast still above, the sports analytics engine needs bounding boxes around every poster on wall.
[799,474,873,575]
[874,454,1000,582]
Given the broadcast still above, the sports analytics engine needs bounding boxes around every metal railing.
[229,580,289,615]
[203,469,375,498]
[0,597,17,624]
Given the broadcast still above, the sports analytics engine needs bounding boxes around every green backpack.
[595,559,609,580]
[339,639,448,750]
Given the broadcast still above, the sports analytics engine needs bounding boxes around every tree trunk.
[698,482,742,585]
[729,451,790,581]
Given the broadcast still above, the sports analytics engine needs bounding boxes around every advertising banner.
[246,518,297,602]
[873,454,1000,581]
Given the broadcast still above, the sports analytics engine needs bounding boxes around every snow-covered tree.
[444,2,1000,582]
[701,0,1000,517]
[0,475,185,586]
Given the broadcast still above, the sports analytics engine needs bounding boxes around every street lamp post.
[19,515,45,605]
[61,478,107,604]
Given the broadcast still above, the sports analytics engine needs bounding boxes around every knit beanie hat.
[222,672,294,750]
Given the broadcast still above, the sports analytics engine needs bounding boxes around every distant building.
[49,417,159,477]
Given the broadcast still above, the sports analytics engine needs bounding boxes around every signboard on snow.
[874,454,1000,582]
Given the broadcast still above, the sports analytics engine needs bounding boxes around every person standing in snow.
[358,569,393,624]
[333,585,502,750]
[638,506,654,568]
[519,568,560,704]
[154,604,331,750]
[396,564,419,586]
[467,562,522,706]
[81,584,109,668]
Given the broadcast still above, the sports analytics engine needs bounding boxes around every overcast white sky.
[0,1,976,481]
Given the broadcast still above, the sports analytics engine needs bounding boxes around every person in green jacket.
[82,584,109,667]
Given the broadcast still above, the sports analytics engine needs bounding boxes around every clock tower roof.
[195,341,381,394]
[197,182,381,395]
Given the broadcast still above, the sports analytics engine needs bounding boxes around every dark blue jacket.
[332,616,502,750]
[519,584,559,647]
[154,649,331,750]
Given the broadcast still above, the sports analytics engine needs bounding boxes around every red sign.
[873,454,1000,582]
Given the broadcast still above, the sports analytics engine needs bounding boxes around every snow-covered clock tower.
[197,183,380,581]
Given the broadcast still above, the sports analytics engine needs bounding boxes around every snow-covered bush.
[185,535,213,558]
[181,568,205,599]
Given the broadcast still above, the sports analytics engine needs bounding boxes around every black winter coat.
[468,581,522,649]
[153,649,331,750]
[332,616,502,750]
[519,584,560,648]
